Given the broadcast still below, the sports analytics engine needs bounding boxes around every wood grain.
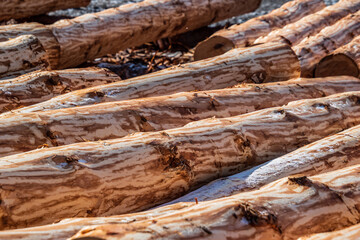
[1,91,360,229]
[0,76,359,157]
[299,223,360,240]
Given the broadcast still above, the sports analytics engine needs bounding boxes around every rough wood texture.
[0,35,49,79]
[51,0,261,68]
[169,123,360,203]
[0,76,359,157]
[1,42,300,115]
[254,0,360,46]
[1,91,360,229]
[194,0,326,60]
[0,67,120,113]
[294,11,360,77]
[71,164,360,240]
[0,0,90,21]
[314,35,360,78]
[300,224,360,240]
[0,23,60,69]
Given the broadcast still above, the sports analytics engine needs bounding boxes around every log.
[0,67,120,113]
[0,23,60,69]
[194,0,326,60]
[0,76,359,157]
[168,123,360,204]
[1,91,360,229]
[0,0,90,21]
[254,0,360,46]
[299,224,360,240]
[71,164,360,240]
[294,11,360,77]
[0,35,49,79]
[0,42,300,115]
[314,35,360,78]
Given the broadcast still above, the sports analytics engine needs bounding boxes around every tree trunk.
[194,0,326,60]
[71,164,360,240]
[0,67,120,113]
[169,123,360,204]
[0,0,90,21]
[0,35,49,79]
[0,76,359,157]
[314,35,360,78]
[293,11,360,77]
[1,91,360,229]
[299,224,360,240]
[254,0,360,46]
[0,23,60,69]
[1,42,300,116]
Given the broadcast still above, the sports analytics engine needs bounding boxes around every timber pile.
[1,0,360,239]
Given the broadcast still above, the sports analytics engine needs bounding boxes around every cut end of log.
[194,35,235,61]
[314,53,360,78]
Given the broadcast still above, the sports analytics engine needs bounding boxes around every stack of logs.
[0,0,359,239]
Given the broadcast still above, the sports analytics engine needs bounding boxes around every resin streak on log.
[0,42,300,115]
[0,76,359,157]
[1,91,360,229]
[0,67,120,113]
[194,0,325,60]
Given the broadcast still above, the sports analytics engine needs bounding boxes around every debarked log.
[1,91,360,229]
[169,123,360,203]
[314,35,360,78]
[71,164,360,240]
[0,67,120,113]
[1,42,300,115]
[194,0,326,60]
[0,76,359,157]
[293,11,360,77]
[0,35,49,79]
[0,0,90,21]
[254,0,360,46]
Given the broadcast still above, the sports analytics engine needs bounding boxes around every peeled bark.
[0,0,90,21]
[194,0,326,60]
[294,11,360,77]
[299,224,360,240]
[314,35,360,78]
[254,0,360,46]
[71,164,360,240]
[1,91,360,229]
[0,23,60,69]
[0,42,300,115]
[0,67,120,113]
[169,123,360,204]
[0,35,49,79]
[0,76,359,157]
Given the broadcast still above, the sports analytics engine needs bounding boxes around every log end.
[314,53,359,78]
[194,35,234,61]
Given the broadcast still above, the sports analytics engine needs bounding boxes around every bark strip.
[254,0,360,46]
[71,164,360,240]
[0,0,90,21]
[1,42,300,115]
[0,35,49,79]
[194,0,326,60]
[0,76,359,157]
[1,91,360,229]
[294,11,360,77]
[0,23,60,69]
[314,35,360,78]
[299,223,360,240]
[0,67,120,113]
[169,123,360,203]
